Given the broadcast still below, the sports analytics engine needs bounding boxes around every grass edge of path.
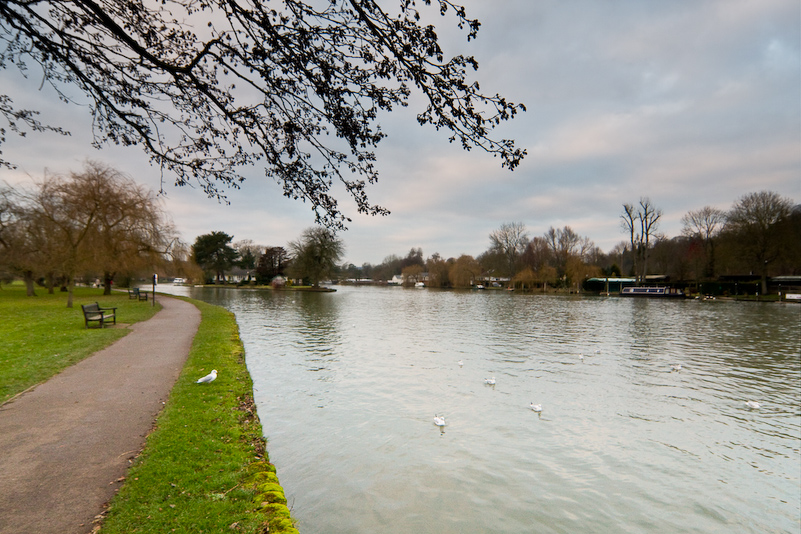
[98,296,298,534]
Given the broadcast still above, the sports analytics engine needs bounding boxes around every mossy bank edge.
[100,297,297,534]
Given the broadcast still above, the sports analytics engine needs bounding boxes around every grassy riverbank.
[99,298,297,534]
[0,283,160,403]
[0,283,297,533]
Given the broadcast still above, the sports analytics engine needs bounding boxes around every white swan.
[458,360,464,367]
[745,401,760,409]
[196,369,217,384]
[434,415,446,427]
[579,353,584,361]
[671,364,682,372]
[484,377,496,385]
[530,403,542,412]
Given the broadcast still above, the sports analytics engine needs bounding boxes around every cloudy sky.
[2,0,799,266]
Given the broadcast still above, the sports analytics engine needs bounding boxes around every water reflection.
[158,285,800,534]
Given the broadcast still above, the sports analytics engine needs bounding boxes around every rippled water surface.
[161,285,801,533]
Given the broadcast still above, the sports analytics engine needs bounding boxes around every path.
[0,296,201,534]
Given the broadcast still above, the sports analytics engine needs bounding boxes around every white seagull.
[484,377,496,385]
[196,369,218,384]
[530,403,542,413]
[745,401,760,409]
[434,415,446,427]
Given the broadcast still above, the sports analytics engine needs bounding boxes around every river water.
[158,285,801,533]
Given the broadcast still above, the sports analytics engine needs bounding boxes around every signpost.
[152,274,158,307]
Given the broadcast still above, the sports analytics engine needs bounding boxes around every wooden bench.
[127,288,149,301]
[81,302,117,328]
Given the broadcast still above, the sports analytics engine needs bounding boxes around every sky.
[1,0,799,266]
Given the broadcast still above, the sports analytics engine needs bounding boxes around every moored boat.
[621,286,685,298]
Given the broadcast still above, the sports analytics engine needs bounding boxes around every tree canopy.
[0,161,176,305]
[0,0,525,229]
[288,226,344,286]
[191,231,239,283]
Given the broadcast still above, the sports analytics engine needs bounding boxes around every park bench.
[81,302,117,328]
[127,287,149,301]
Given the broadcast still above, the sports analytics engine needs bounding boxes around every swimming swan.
[484,377,496,385]
[530,403,542,412]
[434,415,446,427]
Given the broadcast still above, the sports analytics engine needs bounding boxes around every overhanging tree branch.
[1,0,526,229]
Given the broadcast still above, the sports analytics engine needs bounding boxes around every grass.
[0,283,161,403]
[98,298,298,534]
[1,282,297,533]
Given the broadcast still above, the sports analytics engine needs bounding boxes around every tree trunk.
[66,277,74,308]
[103,271,115,295]
[23,270,37,297]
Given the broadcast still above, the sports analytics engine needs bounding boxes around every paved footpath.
[0,296,201,534]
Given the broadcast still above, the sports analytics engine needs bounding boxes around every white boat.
[621,286,685,298]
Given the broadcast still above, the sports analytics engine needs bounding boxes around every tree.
[401,264,425,286]
[489,222,529,283]
[5,162,178,300]
[620,204,638,277]
[426,253,450,288]
[449,255,481,288]
[0,185,50,295]
[620,198,662,283]
[192,231,239,283]
[1,1,525,229]
[725,191,793,294]
[542,226,597,288]
[18,170,104,306]
[287,227,344,287]
[256,246,290,283]
[681,206,725,279]
[234,239,261,282]
[76,162,177,294]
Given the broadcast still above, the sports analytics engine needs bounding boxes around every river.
[158,285,801,533]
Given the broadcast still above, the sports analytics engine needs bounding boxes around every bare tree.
[725,191,793,294]
[79,162,178,294]
[681,206,726,279]
[620,203,638,278]
[1,0,525,229]
[489,222,529,283]
[21,173,102,307]
[620,198,662,284]
[15,161,177,304]
[638,198,662,282]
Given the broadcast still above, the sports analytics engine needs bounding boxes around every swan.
[434,415,446,427]
[484,377,496,385]
[745,401,760,409]
[458,360,464,367]
[671,364,682,372]
[196,369,217,384]
[579,353,584,361]
[594,349,601,354]
[530,403,542,412]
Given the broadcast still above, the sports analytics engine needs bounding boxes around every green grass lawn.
[0,283,160,403]
[100,299,298,534]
